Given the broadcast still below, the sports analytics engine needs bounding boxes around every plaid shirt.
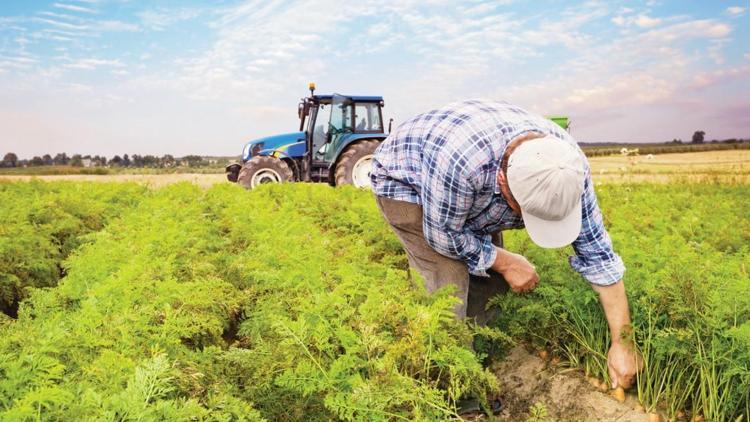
[371,99,624,286]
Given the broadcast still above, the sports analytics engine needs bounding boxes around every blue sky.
[1,0,749,158]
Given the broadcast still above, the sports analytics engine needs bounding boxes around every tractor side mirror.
[298,102,304,119]
[388,118,394,133]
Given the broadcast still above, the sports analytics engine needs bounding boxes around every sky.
[1,0,749,158]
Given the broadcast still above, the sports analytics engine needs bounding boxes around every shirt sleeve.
[420,148,497,277]
[569,166,625,286]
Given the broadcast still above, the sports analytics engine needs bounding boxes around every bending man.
[371,99,640,391]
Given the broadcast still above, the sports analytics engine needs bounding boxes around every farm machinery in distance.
[225,84,388,189]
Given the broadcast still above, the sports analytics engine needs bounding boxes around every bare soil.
[490,346,647,421]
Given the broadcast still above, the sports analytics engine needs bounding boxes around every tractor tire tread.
[237,156,294,190]
[334,139,381,187]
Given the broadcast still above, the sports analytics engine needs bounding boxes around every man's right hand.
[492,247,540,293]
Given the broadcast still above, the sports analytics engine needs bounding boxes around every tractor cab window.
[330,99,354,135]
[311,104,328,154]
[354,103,383,132]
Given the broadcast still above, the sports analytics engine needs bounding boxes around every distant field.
[0,165,226,176]
[588,149,750,183]
[1,149,748,186]
[580,141,749,157]
[0,173,227,188]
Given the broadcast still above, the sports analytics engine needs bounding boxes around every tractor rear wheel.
[334,140,380,188]
[237,156,294,189]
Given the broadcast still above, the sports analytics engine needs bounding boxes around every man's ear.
[497,169,506,186]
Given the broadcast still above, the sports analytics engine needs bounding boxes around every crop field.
[0,169,748,420]
[2,149,747,187]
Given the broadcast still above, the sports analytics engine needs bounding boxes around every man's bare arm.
[591,281,642,389]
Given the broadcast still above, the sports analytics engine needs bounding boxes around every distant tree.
[42,154,53,165]
[142,155,159,167]
[182,155,204,168]
[123,154,131,167]
[692,131,705,144]
[30,156,44,166]
[671,138,683,144]
[70,154,83,167]
[110,155,122,166]
[53,153,69,165]
[131,154,143,167]
[161,154,175,167]
[2,152,18,167]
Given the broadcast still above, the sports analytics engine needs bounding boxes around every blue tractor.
[226,83,390,189]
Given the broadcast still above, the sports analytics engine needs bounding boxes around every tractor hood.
[242,131,306,161]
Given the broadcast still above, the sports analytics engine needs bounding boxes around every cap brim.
[521,199,583,249]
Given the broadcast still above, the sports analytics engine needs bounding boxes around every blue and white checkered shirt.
[371,99,624,286]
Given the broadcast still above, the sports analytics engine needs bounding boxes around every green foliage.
[0,182,496,420]
[492,183,750,420]
[526,402,552,422]
[2,180,747,420]
[0,181,146,316]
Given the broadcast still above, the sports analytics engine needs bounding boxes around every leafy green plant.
[0,182,498,420]
[0,181,146,317]
[494,183,750,420]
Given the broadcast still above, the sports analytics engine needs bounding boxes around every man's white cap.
[506,135,586,248]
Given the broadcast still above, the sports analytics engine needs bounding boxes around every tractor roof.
[313,94,384,103]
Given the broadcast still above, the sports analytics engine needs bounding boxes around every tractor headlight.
[251,143,263,156]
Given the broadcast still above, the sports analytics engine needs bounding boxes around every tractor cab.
[226,84,388,189]
[299,90,385,182]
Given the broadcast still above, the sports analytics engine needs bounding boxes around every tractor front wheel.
[334,140,380,189]
[237,156,294,189]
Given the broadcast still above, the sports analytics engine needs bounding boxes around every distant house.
[81,158,92,167]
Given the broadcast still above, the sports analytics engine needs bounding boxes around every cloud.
[611,15,626,26]
[634,14,661,28]
[691,64,750,89]
[33,17,87,31]
[39,11,86,21]
[0,55,38,69]
[53,3,96,14]
[138,8,201,30]
[94,20,139,32]
[638,19,731,43]
[611,12,662,28]
[726,6,745,16]
[63,58,123,70]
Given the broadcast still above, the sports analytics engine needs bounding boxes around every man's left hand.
[607,340,643,389]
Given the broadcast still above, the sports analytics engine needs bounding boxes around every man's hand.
[591,281,644,389]
[607,340,643,389]
[492,247,539,293]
